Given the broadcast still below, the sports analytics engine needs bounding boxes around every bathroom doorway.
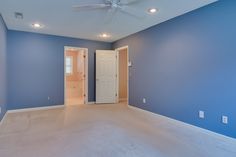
[64,46,88,105]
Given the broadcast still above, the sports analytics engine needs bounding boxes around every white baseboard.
[7,104,65,113]
[128,104,236,143]
[87,101,95,104]
[0,111,8,126]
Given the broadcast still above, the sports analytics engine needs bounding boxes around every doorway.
[116,46,129,104]
[95,47,129,104]
[64,46,88,105]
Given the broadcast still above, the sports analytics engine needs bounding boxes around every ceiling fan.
[73,0,143,22]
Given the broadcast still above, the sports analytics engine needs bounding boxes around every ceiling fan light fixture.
[148,8,157,14]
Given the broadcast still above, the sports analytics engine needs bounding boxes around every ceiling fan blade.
[73,4,110,11]
[119,0,143,5]
[104,7,118,24]
[105,0,113,3]
[119,6,146,19]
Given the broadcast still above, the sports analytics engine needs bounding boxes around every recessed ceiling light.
[99,33,110,38]
[148,8,157,14]
[32,23,43,29]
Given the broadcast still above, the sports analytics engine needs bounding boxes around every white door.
[96,50,118,103]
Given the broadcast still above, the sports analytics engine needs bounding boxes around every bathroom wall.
[66,50,84,99]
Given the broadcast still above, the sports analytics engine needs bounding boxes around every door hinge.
[115,93,117,97]
[84,94,86,97]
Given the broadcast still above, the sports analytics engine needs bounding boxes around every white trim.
[128,105,236,143]
[115,46,129,104]
[87,101,95,104]
[64,46,89,105]
[84,49,89,104]
[116,45,129,51]
[116,50,119,103]
[7,105,65,113]
[0,111,8,126]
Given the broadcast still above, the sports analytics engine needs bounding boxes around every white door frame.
[64,46,88,105]
[115,45,129,104]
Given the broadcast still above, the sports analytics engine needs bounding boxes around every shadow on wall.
[0,15,7,121]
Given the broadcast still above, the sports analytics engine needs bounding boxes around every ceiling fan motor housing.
[106,0,121,4]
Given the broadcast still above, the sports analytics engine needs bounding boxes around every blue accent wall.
[0,15,7,120]
[7,31,111,110]
[113,0,236,138]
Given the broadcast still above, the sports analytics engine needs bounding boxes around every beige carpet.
[0,103,236,157]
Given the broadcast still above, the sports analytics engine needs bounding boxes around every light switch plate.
[222,116,228,124]
[143,98,146,104]
[128,61,132,67]
[199,111,204,119]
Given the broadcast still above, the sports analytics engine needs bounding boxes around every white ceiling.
[0,0,217,42]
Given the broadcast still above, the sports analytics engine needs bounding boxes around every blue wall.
[0,15,7,120]
[113,0,236,138]
[7,31,111,110]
